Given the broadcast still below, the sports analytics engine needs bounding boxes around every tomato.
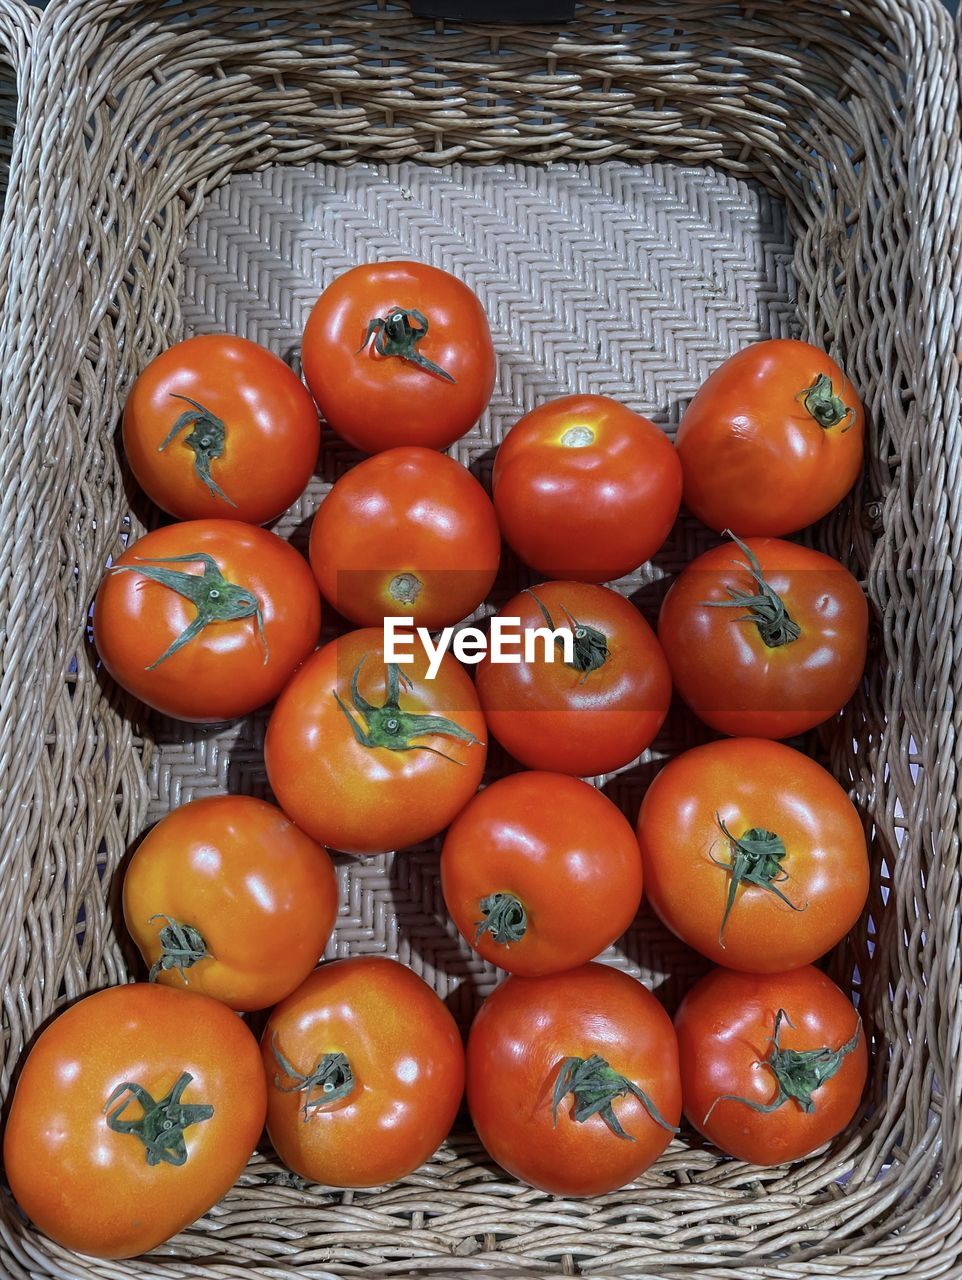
[302,262,495,453]
[475,581,671,776]
[3,984,266,1259]
[636,739,869,972]
[93,519,321,722]
[467,963,680,1196]
[262,957,463,1186]
[675,965,867,1164]
[676,339,864,537]
[310,446,500,629]
[492,395,682,581]
[123,796,339,1012]
[441,772,643,975]
[122,334,320,524]
[265,627,486,854]
[658,534,867,738]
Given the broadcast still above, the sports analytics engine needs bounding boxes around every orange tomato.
[123,334,320,524]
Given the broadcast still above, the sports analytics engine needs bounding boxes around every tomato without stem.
[676,339,865,537]
[93,520,321,723]
[475,581,671,776]
[302,262,495,453]
[675,965,867,1164]
[123,334,320,524]
[123,796,339,1011]
[658,534,867,738]
[263,957,464,1186]
[467,963,681,1196]
[493,395,682,582]
[441,772,643,976]
[636,739,869,971]
[310,446,500,628]
[3,984,266,1259]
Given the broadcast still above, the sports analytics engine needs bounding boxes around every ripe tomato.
[310,446,500,628]
[658,534,867,738]
[636,739,869,971]
[302,262,495,453]
[441,772,643,976]
[123,334,320,524]
[676,339,864,537]
[467,963,680,1196]
[3,984,266,1259]
[475,581,671,776]
[93,519,321,723]
[123,796,339,1011]
[492,395,682,581]
[675,965,867,1164]
[265,627,486,854]
[263,957,464,1186]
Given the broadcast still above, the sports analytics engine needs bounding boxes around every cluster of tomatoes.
[4,261,874,1261]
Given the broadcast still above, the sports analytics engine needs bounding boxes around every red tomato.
[658,534,867,738]
[262,957,464,1186]
[636,739,869,971]
[265,627,487,854]
[475,581,671,776]
[302,262,495,453]
[123,334,320,524]
[441,772,643,975]
[675,965,867,1164]
[467,963,681,1195]
[310,446,500,628]
[123,796,339,1011]
[93,520,321,722]
[492,395,682,581]
[3,984,266,1259]
[676,339,864,536]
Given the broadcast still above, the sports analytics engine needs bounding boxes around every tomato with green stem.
[674,965,867,1164]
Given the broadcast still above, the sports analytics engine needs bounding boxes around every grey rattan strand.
[1,2,961,1278]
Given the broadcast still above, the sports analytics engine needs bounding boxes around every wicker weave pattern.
[0,2,960,1277]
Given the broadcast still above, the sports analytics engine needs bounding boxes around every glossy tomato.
[302,262,495,453]
[93,519,321,722]
[265,627,486,854]
[492,395,681,581]
[475,581,671,776]
[263,957,464,1186]
[658,534,867,738]
[441,772,643,975]
[3,984,266,1259]
[636,739,869,971]
[467,963,680,1196]
[676,339,864,536]
[123,334,320,524]
[310,446,500,628]
[123,796,339,1011]
[675,965,867,1164]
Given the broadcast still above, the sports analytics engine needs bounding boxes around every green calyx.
[475,892,527,946]
[703,532,801,648]
[526,589,609,682]
[552,1053,678,1142]
[158,394,237,506]
[110,551,267,670]
[333,656,481,764]
[103,1071,213,1166]
[147,913,211,983]
[357,306,455,382]
[271,1034,355,1119]
[796,373,854,432]
[710,815,807,945]
[704,1009,862,1123]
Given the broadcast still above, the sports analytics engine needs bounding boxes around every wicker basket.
[2,2,962,1277]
